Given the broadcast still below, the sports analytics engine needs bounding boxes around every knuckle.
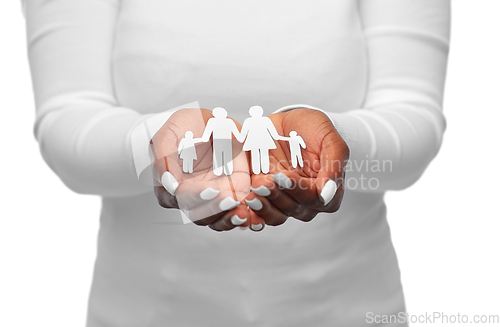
[208,225,224,232]
[324,199,342,213]
[297,210,318,222]
[287,203,305,219]
[266,216,287,226]
[194,220,208,227]
[157,196,174,209]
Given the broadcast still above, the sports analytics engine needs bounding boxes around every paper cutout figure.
[240,106,283,174]
[179,106,307,175]
[282,131,306,168]
[178,131,201,173]
[199,107,242,176]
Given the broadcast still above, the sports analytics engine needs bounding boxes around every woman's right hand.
[150,108,265,231]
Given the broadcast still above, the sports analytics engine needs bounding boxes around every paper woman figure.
[283,131,306,168]
[178,131,198,173]
[240,106,283,174]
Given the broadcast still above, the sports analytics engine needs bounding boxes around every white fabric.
[22,0,450,326]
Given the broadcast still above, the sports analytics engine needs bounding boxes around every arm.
[199,120,214,143]
[298,136,306,149]
[22,0,182,197]
[276,0,450,192]
[239,122,249,142]
[177,139,185,155]
[266,118,284,141]
[229,121,244,143]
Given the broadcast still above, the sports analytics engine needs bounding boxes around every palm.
[152,109,250,219]
[267,109,333,178]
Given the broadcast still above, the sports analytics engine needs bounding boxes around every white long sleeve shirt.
[22,0,450,326]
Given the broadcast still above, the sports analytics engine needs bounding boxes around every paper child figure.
[178,131,199,173]
[240,106,283,174]
[199,107,242,176]
[283,131,306,168]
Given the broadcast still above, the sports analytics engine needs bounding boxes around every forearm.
[23,0,177,197]
[276,0,450,192]
[37,103,147,196]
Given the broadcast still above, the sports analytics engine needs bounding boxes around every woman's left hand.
[244,109,349,226]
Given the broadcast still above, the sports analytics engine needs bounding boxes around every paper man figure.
[180,106,307,175]
[178,131,200,173]
[199,107,242,176]
[283,131,306,168]
[240,106,283,174]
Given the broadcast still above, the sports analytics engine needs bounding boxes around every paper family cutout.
[178,106,306,175]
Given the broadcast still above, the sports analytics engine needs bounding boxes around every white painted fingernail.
[161,171,179,195]
[272,173,292,189]
[200,187,220,200]
[251,186,271,196]
[231,215,247,226]
[219,197,240,211]
[245,198,263,211]
[251,223,263,231]
[239,226,249,230]
[320,180,338,206]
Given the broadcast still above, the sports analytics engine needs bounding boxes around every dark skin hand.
[151,108,348,231]
[150,108,266,231]
[244,108,349,227]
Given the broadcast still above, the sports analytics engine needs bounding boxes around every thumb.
[149,138,179,196]
[316,134,349,206]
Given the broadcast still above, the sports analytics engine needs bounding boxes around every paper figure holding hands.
[282,131,306,168]
[239,106,283,174]
[179,106,306,175]
[178,131,201,173]
[198,107,242,176]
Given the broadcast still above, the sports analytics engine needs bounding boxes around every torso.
[86,1,406,326]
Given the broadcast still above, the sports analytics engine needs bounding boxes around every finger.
[161,171,179,196]
[227,171,252,203]
[153,180,178,209]
[270,171,321,207]
[186,194,240,225]
[248,210,266,232]
[323,179,345,213]
[182,178,240,225]
[244,190,288,226]
[315,130,349,206]
[268,164,344,212]
[176,180,222,209]
[248,175,308,220]
[208,204,250,232]
[250,174,319,222]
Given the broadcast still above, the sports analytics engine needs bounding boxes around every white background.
[1,1,499,326]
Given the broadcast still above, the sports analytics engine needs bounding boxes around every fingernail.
[231,215,247,226]
[320,180,338,206]
[251,223,263,231]
[245,198,263,211]
[200,187,220,200]
[219,197,240,211]
[161,171,179,195]
[239,226,249,230]
[250,186,271,196]
[272,173,292,189]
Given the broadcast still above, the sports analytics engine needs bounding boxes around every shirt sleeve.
[22,0,184,197]
[276,0,450,192]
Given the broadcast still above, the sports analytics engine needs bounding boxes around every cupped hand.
[150,108,265,231]
[244,109,349,226]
